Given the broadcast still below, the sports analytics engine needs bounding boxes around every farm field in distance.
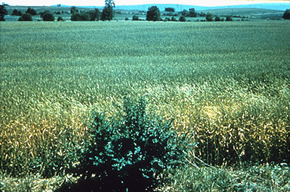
[0,21,289,191]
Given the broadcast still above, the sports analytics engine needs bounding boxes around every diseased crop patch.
[0,21,289,191]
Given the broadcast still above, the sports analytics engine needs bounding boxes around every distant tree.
[18,13,32,21]
[206,12,213,21]
[101,0,115,21]
[0,4,7,21]
[146,6,161,21]
[164,17,171,21]
[80,13,90,21]
[101,6,113,21]
[171,16,177,21]
[42,11,55,21]
[88,9,100,21]
[26,7,37,15]
[71,6,78,14]
[226,16,233,21]
[132,15,139,21]
[189,8,197,17]
[57,16,64,21]
[165,7,175,12]
[12,9,22,16]
[125,17,129,21]
[71,13,82,21]
[181,9,189,17]
[40,10,50,18]
[215,16,221,21]
[282,9,290,19]
[179,15,186,22]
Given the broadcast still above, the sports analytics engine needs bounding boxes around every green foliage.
[132,15,139,21]
[18,13,32,21]
[0,5,7,15]
[282,9,290,19]
[165,7,175,12]
[181,9,189,17]
[71,13,82,21]
[80,13,90,21]
[189,8,197,17]
[215,16,221,21]
[70,6,78,14]
[101,5,114,21]
[12,9,22,16]
[71,12,92,21]
[179,15,186,22]
[146,6,161,21]
[57,16,64,21]
[88,9,100,21]
[171,16,177,21]
[26,7,37,16]
[226,15,233,21]
[42,12,55,21]
[0,4,7,21]
[66,97,189,191]
[206,12,213,21]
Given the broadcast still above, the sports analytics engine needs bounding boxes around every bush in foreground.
[61,97,189,191]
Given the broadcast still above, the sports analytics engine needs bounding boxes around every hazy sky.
[3,0,289,6]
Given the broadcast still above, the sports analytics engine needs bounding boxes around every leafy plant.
[42,12,55,21]
[146,6,161,21]
[65,97,189,191]
[206,12,213,21]
[282,9,290,19]
[18,13,32,21]
[26,7,37,16]
[179,15,186,22]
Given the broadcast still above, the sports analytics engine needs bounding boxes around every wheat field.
[0,21,289,190]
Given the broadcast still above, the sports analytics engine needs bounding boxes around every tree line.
[1,2,290,22]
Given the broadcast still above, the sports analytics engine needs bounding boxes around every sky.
[2,0,290,7]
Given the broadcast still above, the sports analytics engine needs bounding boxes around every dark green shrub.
[40,10,50,18]
[165,7,175,12]
[179,15,186,22]
[71,6,78,14]
[164,17,171,21]
[206,12,213,21]
[125,17,129,21]
[18,13,32,21]
[0,4,7,21]
[65,97,190,191]
[26,7,37,15]
[215,16,221,21]
[146,6,161,21]
[12,9,22,16]
[42,12,55,21]
[282,9,290,19]
[171,16,177,21]
[101,4,114,21]
[88,9,100,21]
[189,8,197,17]
[71,13,82,21]
[181,9,189,17]
[132,15,139,21]
[57,16,64,21]
[80,13,90,21]
[226,16,233,21]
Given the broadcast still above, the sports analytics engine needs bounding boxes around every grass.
[0,21,289,190]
